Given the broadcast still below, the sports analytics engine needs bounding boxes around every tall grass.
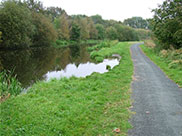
[0,70,22,97]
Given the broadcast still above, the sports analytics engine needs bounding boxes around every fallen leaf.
[113,128,120,133]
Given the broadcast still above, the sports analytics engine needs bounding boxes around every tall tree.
[91,15,104,24]
[0,0,34,48]
[70,23,81,41]
[54,13,70,40]
[114,24,139,41]
[79,18,90,40]
[124,17,149,29]
[96,24,105,40]
[106,26,118,40]
[32,12,57,46]
[45,7,67,22]
[23,0,44,14]
[87,18,98,39]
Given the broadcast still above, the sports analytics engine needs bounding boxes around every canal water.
[0,45,120,88]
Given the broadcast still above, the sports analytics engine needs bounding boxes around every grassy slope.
[0,42,133,136]
[141,44,182,88]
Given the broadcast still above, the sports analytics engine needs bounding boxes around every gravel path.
[129,43,182,136]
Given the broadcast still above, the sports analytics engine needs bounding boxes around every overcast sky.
[42,0,165,21]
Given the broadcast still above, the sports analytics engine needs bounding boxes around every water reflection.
[0,45,120,88]
[46,58,119,80]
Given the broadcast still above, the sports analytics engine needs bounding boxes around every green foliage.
[24,0,44,14]
[32,12,57,46]
[87,18,98,39]
[141,44,182,87]
[70,23,81,41]
[90,42,124,62]
[79,18,90,40]
[91,15,104,24]
[115,25,139,41]
[136,29,151,40]
[0,42,133,135]
[152,0,182,49]
[0,70,22,97]
[45,7,66,22]
[96,24,106,40]
[88,40,118,52]
[124,17,149,29]
[0,0,148,48]
[0,0,34,48]
[54,13,70,40]
[106,26,118,40]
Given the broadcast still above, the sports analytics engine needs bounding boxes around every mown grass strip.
[0,42,133,136]
[141,44,182,88]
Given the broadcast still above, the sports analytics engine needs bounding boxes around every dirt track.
[129,43,182,136]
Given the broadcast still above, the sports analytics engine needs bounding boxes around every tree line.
[0,0,150,49]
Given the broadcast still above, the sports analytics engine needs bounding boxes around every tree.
[136,29,151,40]
[91,15,104,24]
[32,12,57,46]
[106,26,118,40]
[114,24,139,41]
[124,17,149,29]
[96,24,106,40]
[0,0,34,48]
[70,23,81,41]
[87,18,98,39]
[23,0,44,14]
[45,7,67,22]
[152,0,182,49]
[79,18,90,40]
[54,13,70,40]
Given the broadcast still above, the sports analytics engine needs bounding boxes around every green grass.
[141,44,182,88]
[0,42,133,136]
[52,40,101,48]
[87,40,118,53]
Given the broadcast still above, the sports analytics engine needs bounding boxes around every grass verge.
[0,42,133,135]
[141,44,182,88]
